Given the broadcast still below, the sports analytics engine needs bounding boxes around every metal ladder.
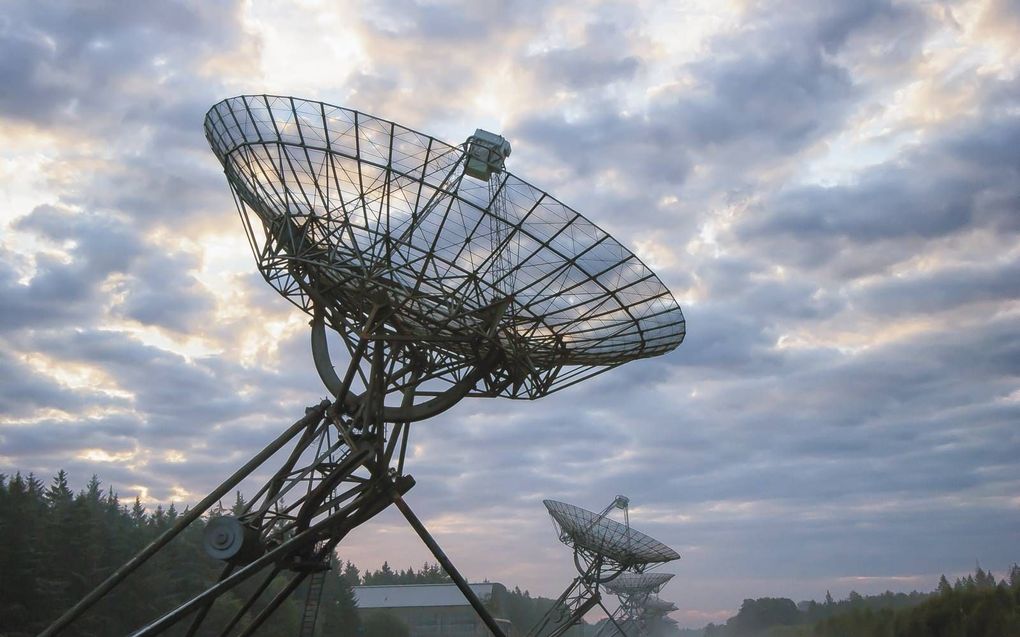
[298,565,327,637]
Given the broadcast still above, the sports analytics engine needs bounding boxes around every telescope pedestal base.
[43,399,507,637]
[527,575,600,637]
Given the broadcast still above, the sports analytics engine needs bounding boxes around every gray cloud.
[856,258,1020,316]
[527,17,644,90]
[741,110,1020,265]
[0,1,253,128]
[0,348,121,419]
[114,251,216,333]
[1,0,1018,627]
[504,0,930,248]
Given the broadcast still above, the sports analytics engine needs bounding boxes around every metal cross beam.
[43,310,508,636]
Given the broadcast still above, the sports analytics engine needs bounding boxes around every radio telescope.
[638,596,680,636]
[42,95,685,637]
[597,573,675,636]
[607,595,680,637]
[642,596,678,614]
[528,497,680,637]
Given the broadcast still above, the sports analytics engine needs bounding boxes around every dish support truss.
[613,596,679,637]
[596,592,671,637]
[597,573,674,637]
[525,560,628,637]
[528,497,643,637]
[40,306,510,637]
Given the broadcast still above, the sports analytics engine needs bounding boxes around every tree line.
[0,470,568,636]
[10,469,1013,636]
[703,564,1020,637]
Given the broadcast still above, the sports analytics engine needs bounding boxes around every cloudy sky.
[1,0,1018,628]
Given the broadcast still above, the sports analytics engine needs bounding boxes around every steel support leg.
[391,492,507,637]
[39,402,330,637]
[527,575,600,637]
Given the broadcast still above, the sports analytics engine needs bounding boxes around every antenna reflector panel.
[543,499,679,567]
[204,95,686,400]
[603,572,674,594]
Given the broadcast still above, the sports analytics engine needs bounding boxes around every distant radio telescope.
[528,496,680,637]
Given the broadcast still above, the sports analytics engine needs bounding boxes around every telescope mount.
[527,497,680,637]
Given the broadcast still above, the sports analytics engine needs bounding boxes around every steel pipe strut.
[39,401,331,637]
[129,483,372,636]
[391,491,507,637]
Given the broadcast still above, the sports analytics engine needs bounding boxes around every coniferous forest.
[0,471,567,636]
[700,566,1020,637]
[2,471,1018,637]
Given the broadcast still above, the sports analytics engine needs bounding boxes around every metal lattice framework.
[42,95,686,637]
[544,500,680,571]
[614,596,679,637]
[603,572,674,596]
[598,574,675,637]
[528,498,680,637]
[204,94,685,401]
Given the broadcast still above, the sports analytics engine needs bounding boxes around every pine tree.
[8,473,51,633]
[343,560,361,585]
[45,470,73,506]
[231,490,247,515]
[131,496,146,526]
[84,474,102,502]
[319,555,362,637]
[937,574,953,596]
[151,504,166,529]
[1,473,45,632]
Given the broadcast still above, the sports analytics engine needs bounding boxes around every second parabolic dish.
[204,95,685,399]
[544,499,680,566]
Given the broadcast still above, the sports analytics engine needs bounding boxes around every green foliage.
[730,597,801,634]
[6,469,1016,637]
[503,585,582,636]
[809,566,1020,637]
[362,610,410,637]
[706,565,1020,637]
[0,469,365,636]
[0,468,528,636]
[316,558,362,637]
[360,559,453,585]
[886,571,1020,637]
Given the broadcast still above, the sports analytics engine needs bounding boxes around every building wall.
[362,606,513,637]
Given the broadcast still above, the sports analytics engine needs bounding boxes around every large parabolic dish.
[544,499,680,568]
[204,95,685,399]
